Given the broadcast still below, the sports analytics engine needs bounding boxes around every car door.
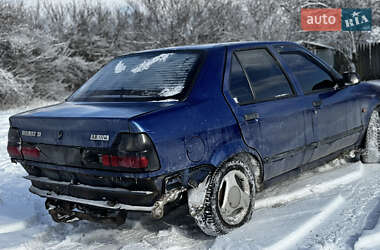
[224,46,312,180]
[277,49,362,162]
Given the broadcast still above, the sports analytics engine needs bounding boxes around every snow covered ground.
[1,107,380,249]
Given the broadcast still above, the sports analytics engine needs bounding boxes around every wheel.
[362,109,380,163]
[190,160,256,236]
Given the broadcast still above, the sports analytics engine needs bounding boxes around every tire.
[362,109,380,163]
[191,160,256,236]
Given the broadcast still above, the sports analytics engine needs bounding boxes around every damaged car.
[7,41,380,236]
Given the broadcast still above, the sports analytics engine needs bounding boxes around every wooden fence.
[356,43,380,80]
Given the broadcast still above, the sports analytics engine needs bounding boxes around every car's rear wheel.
[190,160,256,236]
[362,109,380,163]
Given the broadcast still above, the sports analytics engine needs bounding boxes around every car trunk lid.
[10,101,174,148]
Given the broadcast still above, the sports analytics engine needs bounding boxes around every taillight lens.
[21,146,40,159]
[101,133,159,171]
[8,128,41,161]
[7,145,21,158]
[7,128,22,159]
[102,155,149,169]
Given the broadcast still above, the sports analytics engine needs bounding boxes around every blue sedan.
[7,41,380,236]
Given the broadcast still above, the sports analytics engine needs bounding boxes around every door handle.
[312,100,322,108]
[244,112,259,121]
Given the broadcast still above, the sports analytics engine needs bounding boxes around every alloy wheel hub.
[228,186,241,208]
[218,169,251,225]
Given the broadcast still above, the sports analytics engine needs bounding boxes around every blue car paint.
[9,41,380,185]
[10,101,175,148]
[357,82,380,124]
[221,42,379,180]
[222,46,311,178]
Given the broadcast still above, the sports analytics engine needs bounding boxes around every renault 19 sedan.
[7,41,380,236]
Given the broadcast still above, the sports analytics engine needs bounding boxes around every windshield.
[68,51,202,102]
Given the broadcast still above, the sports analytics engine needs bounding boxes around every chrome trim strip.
[25,175,154,195]
[29,186,154,212]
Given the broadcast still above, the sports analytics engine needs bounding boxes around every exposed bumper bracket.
[151,186,187,219]
[30,186,154,212]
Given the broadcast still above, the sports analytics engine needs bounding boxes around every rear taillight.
[101,133,159,171]
[21,146,40,159]
[7,128,22,159]
[7,145,21,158]
[102,155,149,169]
[8,128,41,161]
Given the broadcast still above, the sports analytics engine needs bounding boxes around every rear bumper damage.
[26,175,157,207]
[26,174,187,220]
[19,161,212,223]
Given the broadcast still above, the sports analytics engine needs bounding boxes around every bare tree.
[0,0,378,109]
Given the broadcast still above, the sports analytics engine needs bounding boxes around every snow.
[158,85,184,97]
[2,106,380,249]
[131,53,173,74]
[356,229,380,250]
[149,99,178,103]
[114,61,127,74]
[265,195,345,250]
[369,80,380,84]
[188,176,210,218]
[0,69,33,109]
[254,162,363,209]
[212,161,380,250]
[369,26,380,43]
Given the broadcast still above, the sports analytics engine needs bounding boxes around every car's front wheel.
[362,109,380,163]
[189,160,256,236]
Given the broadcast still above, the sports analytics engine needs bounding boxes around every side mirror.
[342,72,361,86]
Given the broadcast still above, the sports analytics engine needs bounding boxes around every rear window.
[68,51,202,102]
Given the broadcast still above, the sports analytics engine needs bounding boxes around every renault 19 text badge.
[22,130,41,137]
[90,134,109,141]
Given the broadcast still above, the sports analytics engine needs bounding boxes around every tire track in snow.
[0,221,26,234]
[355,231,380,249]
[299,164,380,249]
[353,197,380,249]
[265,196,345,250]
[255,164,363,209]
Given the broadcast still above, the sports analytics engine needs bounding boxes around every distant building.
[298,41,353,73]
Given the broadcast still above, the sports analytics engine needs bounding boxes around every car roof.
[126,41,300,55]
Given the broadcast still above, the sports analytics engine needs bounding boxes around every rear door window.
[236,49,293,102]
[279,52,336,94]
[228,54,254,105]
